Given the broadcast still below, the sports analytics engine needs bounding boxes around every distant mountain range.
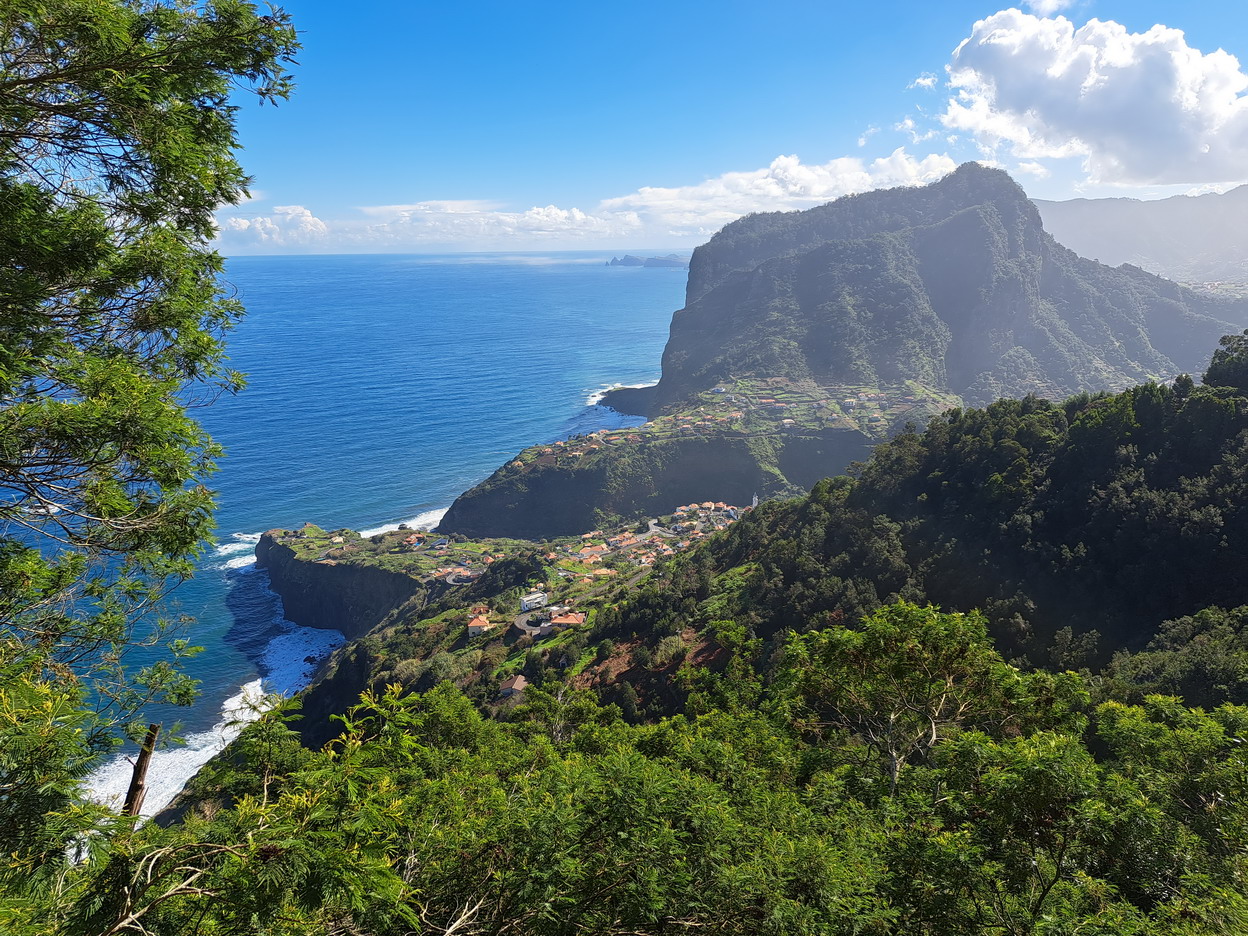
[1035,185,1248,284]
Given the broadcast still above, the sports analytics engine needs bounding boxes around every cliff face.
[255,532,429,640]
[652,164,1248,412]
[438,429,873,540]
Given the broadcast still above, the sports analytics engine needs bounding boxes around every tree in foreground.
[0,0,297,918]
[1203,329,1248,392]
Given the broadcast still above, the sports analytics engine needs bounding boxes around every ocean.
[85,251,687,815]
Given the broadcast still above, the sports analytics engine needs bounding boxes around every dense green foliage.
[34,605,1248,934]
[0,0,297,922]
[133,353,1248,933]
[592,378,1248,677]
[8,6,1248,929]
[19,352,1248,933]
[1204,330,1248,392]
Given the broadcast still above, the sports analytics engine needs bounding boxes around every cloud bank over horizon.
[215,6,1248,253]
[215,149,958,253]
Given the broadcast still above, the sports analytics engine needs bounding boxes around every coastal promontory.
[440,164,1248,540]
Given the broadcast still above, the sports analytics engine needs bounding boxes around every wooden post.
[122,723,160,818]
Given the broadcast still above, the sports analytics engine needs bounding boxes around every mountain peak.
[939,160,1032,203]
[686,163,1040,304]
[659,168,1248,413]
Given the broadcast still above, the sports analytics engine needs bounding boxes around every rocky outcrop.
[445,165,1248,541]
[255,532,429,640]
[608,254,689,269]
[598,384,656,416]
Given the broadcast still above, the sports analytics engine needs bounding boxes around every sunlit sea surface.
[85,251,686,814]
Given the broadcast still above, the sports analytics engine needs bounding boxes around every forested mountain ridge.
[280,350,1248,742]
[588,376,1248,697]
[646,163,1248,412]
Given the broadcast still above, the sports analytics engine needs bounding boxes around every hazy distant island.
[607,253,689,268]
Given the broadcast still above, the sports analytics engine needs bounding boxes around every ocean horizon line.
[221,247,694,261]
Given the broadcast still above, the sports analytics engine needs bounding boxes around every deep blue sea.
[87,252,687,812]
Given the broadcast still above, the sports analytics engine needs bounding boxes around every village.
[270,378,962,701]
[498,376,963,478]
[278,498,750,698]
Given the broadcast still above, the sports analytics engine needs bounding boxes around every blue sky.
[216,1,1248,254]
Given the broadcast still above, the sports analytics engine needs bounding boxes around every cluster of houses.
[465,593,588,645]
[452,503,747,701]
[399,531,450,551]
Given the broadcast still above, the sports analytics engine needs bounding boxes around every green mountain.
[275,354,1248,744]
[141,349,1248,933]
[643,163,1247,412]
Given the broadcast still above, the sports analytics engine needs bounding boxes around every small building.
[499,674,529,697]
[467,614,494,638]
[520,590,548,612]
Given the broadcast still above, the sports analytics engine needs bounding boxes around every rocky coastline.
[255,529,437,639]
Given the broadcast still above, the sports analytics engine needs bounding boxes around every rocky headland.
[437,163,1248,541]
[256,527,433,640]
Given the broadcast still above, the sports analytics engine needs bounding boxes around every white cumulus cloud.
[1024,0,1075,14]
[895,116,940,143]
[221,205,329,246]
[357,201,640,245]
[943,9,1248,185]
[215,150,959,253]
[600,149,958,233]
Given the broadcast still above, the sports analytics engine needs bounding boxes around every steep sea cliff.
[438,164,1248,541]
[256,531,432,640]
[437,428,873,540]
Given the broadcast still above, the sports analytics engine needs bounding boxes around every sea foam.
[208,532,264,570]
[585,381,656,407]
[357,506,449,538]
[84,680,271,818]
[82,568,344,820]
